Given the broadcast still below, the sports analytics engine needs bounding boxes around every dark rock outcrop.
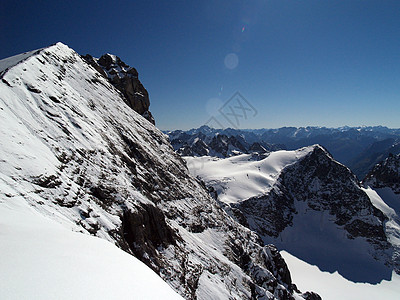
[363,153,400,193]
[83,53,155,124]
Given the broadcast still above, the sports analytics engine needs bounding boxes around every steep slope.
[185,146,398,284]
[362,153,400,274]
[0,43,318,299]
[0,197,183,300]
[349,139,400,179]
[363,153,400,195]
[281,250,400,300]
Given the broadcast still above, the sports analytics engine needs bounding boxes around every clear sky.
[1,0,399,130]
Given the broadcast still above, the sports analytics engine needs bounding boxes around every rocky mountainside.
[0,43,319,299]
[349,139,400,179]
[185,145,400,284]
[167,125,400,178]
[82,53,155,124]
[363,153,400,194]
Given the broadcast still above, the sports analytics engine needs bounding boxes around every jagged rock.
[363,153,400,193]
[168,128,285,158]
[249,142,268,153]
[120,202,179,272]
[174,133,261,158]
[209,134,247,157]
[179,138,209,156]
[82,53,155,124]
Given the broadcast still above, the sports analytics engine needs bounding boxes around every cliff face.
[363,153,400,193]
[0,42,319,299]
[83,53,155,124]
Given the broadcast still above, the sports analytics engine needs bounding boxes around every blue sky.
[1,0,399,130]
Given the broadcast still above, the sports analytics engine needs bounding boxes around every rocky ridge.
[237,146,388,242]
[171,131,281,158]
[83,53,155,124]
[363,153,400,193]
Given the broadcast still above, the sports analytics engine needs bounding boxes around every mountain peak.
[0,42,72,76]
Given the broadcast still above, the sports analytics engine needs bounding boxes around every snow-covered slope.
[0,43,318,299]
[185,145,400,285]
[281,251,400,300]
[0,196,182,300]
[0,48,44,73]
[185,147,313,204]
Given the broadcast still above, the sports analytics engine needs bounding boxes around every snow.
[364,186,400,268]
[0,48,42,73]
[0,196,183,300]
[184,146,314,204]
[281,250,400,300]
[363,187,398,219]
[374,187,400,217]
[268,200,392,283]
[0,42,186,298]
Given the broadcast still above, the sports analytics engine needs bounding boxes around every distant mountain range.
[166,125,400,178]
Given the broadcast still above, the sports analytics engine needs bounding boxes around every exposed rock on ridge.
[363,153,400,193]
[83,53,155,124]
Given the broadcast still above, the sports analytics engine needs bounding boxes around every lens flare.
[224,53,239,70]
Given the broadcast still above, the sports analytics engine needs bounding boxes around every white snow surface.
[184,146,314,204]
[0,196,182,300]
[281,250,400,300]
[0,48,43,73]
